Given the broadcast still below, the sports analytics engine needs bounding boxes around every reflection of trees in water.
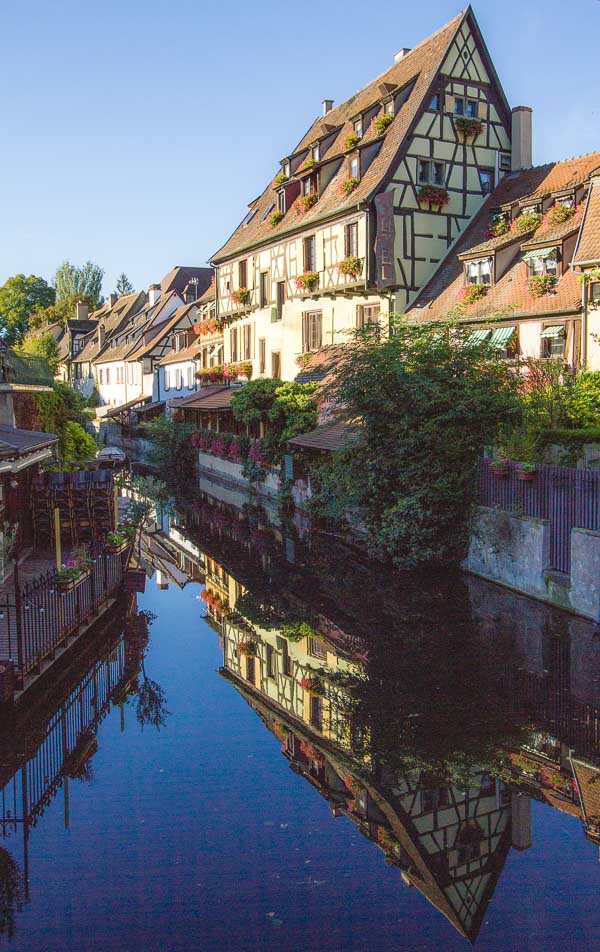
[124,610,171,732]
[0,847,24,941]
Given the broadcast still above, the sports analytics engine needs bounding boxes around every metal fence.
[0,548,128,685]
[478,459,600,574]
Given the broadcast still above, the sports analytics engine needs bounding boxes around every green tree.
[29,292,96,331]
[0,274,55,344]
[17,330,60,374]
[231,378,319,462]
[31,381,97,469]
[54,260,104,308]
[311,322,521,569]
[115,272,134,295]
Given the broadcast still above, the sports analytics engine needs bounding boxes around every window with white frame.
[175,369,182,391]
[356,304,380,328]
[344,222,359,258]
[418,159,445,186]
[353,117,363,138]
[277,191,286,214]
[527,248,558,277]
[465,258,492,285]
[283,160,290,178]
[541,326,565,359]
[311,143,320,162]
[187,366,194,388]
[164,370,170,391]
[384,99,394,116]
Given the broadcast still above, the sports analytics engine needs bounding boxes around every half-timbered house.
[210,7,515,381]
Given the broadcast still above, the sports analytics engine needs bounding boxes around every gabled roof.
[160,266,213,297]
[212,9,497,263]
[573,171,600,266]
[0,426,58,459]
[73,290,146,363]
[131,300,198,360]
[408,153,600,322]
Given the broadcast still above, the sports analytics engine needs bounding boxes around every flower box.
[268,210,284,227]
[455,116,483,140]
[56,570,90,593]
[337,256,363,280]
[106,539,129,555]
[517,465,537,482]
[231,288,250,307]
[338,176,359,197]
[372,113,393,136]
[344,133,360,152]
[528,274,557,298]
[295,272,319,293]
[490,461,509,478]
[292,193,318,216]
[417,185,450,210]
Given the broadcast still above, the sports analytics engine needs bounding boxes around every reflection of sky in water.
[2,504,600,951]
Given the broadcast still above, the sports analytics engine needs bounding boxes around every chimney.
[108,292,118,308]
[511,795,532,851]
[148,283,161,306]
[322,99,334,116]
[98,324,106,349]
[511,106,533,171]
[75,300,89,321]
[394,47,411,62]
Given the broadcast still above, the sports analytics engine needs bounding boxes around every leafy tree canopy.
[311,322,521,569]
[232,378,319,462]
[54,260,104,308]
[17,330,60,374]
[30,381,97,469]
[115,272,134,295]
[29,291,97,331]
[0,274,55,344]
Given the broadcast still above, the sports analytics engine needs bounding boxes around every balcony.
[0,349,54,390]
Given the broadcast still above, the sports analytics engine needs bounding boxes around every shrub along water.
[308,321,521,570]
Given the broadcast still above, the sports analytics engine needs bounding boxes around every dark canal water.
[2,487,600,950]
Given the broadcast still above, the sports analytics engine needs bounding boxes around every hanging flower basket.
[458,283,488,305]
[372,113,393,136]
[338,176,359,197]
[337,256,363,280]
[455,116,483,140]
[268,210,284,227]
[517,463,537,482]
[292,193,319,216]
[417,185,450,211]
[231,288,250,307]
[295,271,319,293]
[490,460,509,478]
[527,274,557,298]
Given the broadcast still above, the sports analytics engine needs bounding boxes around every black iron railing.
[0,548,128,685]
[478,459,600,574]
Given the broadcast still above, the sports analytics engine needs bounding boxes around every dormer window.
[521,204,541,216]
[350,155,359,179]
[311,143,320,162]
[384,99,394,116]
[525,247,558,277]
[277,191,286,214]
[554,195,574,209]
[465,257,492,285]
[283,160,291,178]
[302,174,318,196]
[353,117,363,139]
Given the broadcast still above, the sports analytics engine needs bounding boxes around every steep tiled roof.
[288,422,359,452]
[160,342,201,366]
[160,266,213,297]
[73,291,146,363]
[132,301,197,360]
[408,154,600,322]
[573,173,600,265]
[212,11,474,263]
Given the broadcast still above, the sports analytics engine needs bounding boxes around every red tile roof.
[288,422,359,452]
[408,153,600,322]
[211,11,475,263]
[573,172,600,265]
[169,385,237,411]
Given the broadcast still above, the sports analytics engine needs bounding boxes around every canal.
[2,486,600,950]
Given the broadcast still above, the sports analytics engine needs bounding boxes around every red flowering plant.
[193,318,217,337]
[543,202,575,226]
[295,272,319,293]
[231,288,250,307]
[458,283,488,305]
[338,176,359,196]
[455,116,483,139]
[417,185,450,209]
[528,273,557,297]
[337,257,363,280]
[512,211,542,234]
[195,365,225,383]
[292,193,319,216]
[371,112,393,136]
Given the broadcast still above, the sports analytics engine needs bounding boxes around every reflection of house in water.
[0,598,144,914]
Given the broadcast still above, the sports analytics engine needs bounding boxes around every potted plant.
[455,116,483,140]
[517,462,537,482]
[372,113,393,136]
[490,459,510,478]
[344,133,360,152]
[295,271,320,293]
[56,549,92,593]
[105,530,129,554]
[231,288,250,307]
[338,176,359,197]
[268,210,284,227]
[416,185,450,211]
[337,256,363,280]
[292,193,319,216]
[458,283,488,306]
[527,274,557,297]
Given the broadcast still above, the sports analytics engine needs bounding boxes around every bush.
[59,421,97,468]
[566,371,600,427]
[145,414,197,484]
[231,378,319,464]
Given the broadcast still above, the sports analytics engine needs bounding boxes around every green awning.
[523,247,557,261]
[467,328,492,344]
[540,325,564,339]
[489,326,516,348]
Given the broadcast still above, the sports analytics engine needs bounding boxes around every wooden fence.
[478,459,600,574]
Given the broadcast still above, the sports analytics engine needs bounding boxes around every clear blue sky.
[0,0,597,296]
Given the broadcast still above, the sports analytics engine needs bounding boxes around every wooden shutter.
[444,93,454,114]
[356,305,364,328]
